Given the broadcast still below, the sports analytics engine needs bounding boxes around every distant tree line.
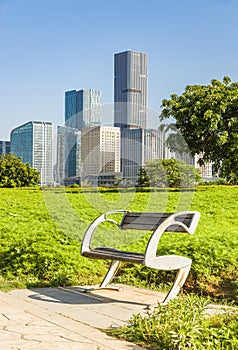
[137,159,201,188]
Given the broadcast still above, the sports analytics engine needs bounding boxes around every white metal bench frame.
[81,210,200,305]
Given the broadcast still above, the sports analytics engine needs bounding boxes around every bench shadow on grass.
[213,277,238,305]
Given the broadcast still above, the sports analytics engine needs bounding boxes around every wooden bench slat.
[121,212,194,232]
[82,247,144,264]
[122,223,190,232]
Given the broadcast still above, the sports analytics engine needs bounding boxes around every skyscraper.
[65,89,101,130]
[114,50,148,129]
[114,50,148,183]
[10,121,53,185]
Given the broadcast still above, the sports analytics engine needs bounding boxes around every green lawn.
[0,186,237,303]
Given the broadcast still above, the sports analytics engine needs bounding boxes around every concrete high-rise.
[114,50,148,129]
[65,89,101,130]
[10,121,53,185]
[81,126,121,185]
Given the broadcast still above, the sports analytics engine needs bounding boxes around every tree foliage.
[0,153,40,187]
[141,158,201,188]
[160,77,238,183]
[136,167,150,187]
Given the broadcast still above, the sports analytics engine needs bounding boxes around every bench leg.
[99,260,121,288]
[160,264,191,305]
[82,260,120,293]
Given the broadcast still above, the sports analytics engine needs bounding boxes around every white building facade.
[81,126,120,183]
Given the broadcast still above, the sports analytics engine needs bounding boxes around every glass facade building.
[114,50,148,129]
[144,129,166,163]
[121,128,167,183]
[0,141,11,154]
[65,89,101,130]
[10,121,53,185]
[120,128,144,182]
[56,126,81,184]
[114,50,148,182]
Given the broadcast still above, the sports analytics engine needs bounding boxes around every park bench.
[81,210,200,305]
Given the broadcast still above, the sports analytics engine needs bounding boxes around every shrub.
[144,158,201,187]
[108,295,238,349]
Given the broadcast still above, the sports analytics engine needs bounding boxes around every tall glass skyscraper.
[114,50,148,129]
[10,121,53,185]
[56,126,81,184]
[65,89,101,130]
[114,50,148,183]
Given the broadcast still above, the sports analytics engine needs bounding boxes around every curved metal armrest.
[144,211,200,305]
[144,211,200,265]
[81,210,127,254]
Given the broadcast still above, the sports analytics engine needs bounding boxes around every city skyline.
[1,0,238,140]
[5,44,213,184]
[55,49,168,185]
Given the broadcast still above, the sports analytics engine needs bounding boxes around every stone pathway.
[1,284,235,349]
[0,284,166,349]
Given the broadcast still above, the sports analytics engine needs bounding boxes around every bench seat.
[83,247,145,264]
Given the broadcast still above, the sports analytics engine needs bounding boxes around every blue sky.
[0,0,238,139]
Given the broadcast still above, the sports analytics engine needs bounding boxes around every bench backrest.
[120,211,196,233]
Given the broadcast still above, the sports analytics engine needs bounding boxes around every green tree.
[160,77,238,183]
[144,159,167,187]
[136,167,150,187]
[0,153,40,187]
[145,158,201,187]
